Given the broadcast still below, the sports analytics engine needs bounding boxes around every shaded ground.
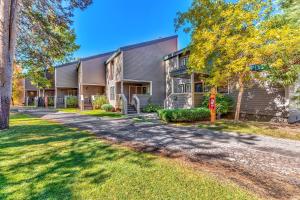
[1,114,255,200]
[21,110,300,200]
[196,119,300,141]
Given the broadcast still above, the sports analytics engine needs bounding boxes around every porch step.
[127,104,137,114]
[84,103,93,110]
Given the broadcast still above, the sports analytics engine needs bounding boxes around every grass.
[0,113,257,200]
[58,108,124,118]
[197,119,300,141]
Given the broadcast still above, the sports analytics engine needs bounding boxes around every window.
[185,83,191,93]
[110,86,115,100]
[109,62,114,80]
[142,86,149,94]
[174,83,191,93]
[178,84,185,93]
[67,90,77,96]
[195,82,204,93]
[180,57,188,67]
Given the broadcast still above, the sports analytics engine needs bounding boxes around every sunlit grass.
[58,108,124,118]
[197,119,300,141]
[0,114,257,200]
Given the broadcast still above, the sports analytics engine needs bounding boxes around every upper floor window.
[67,89,77,96]
[110,86,115,100]
[180,57,188,67]
[174,82,191,93]
[109,61,114,80]
[195,82,204,93]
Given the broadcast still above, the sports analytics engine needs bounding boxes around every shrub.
[157,109,173,122]
[201,93,234,114]
[66,96,78,108]
[142,103,163,113]
[92,95,108,109]
[157,107,210,122]
[47,97,54,107]
[101,104,113,112]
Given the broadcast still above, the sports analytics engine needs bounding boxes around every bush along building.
[164,49,300,122]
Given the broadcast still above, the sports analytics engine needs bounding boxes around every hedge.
[142,103,163,113]
[92,95,108,109]
[201,93,234,114]
[66,96,78,108]
[157,107,210,122]
[101,104,114,112]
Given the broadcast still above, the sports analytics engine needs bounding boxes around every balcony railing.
[169,65,188,77]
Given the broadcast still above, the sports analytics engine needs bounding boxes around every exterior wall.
[81,85,105,97]
[25,79,38,91]
[289,75,300,111]
[56,88,78,97]
[229,84,287,118]
[80,53,113,86]
[165,56,179,97]
[123,37,177,105]
[165,93,193,109]
[194,93,204,107]
[106,53,123,107]
[55,62,78,88]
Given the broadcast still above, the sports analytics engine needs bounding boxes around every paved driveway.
[22,110,300,199]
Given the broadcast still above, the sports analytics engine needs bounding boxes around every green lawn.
[0,114,257,200]
[197,120,300,141]
[58,108,124,118]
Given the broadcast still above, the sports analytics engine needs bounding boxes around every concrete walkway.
[22,110,300,199]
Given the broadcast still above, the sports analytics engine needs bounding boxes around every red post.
[209,87,217,124]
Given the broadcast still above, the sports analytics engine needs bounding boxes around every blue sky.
[73,0,192,58]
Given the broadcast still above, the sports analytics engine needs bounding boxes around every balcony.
[169,65,189,78]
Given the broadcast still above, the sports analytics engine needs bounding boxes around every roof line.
[120,35,178,51]
[80,51,115,62]
[106,35,178,64]
[164,47,190,61]
[55,60,79,68]
[56,35,178,68]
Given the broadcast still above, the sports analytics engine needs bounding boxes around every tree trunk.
[234,76,244,122]
[0,0,20,130]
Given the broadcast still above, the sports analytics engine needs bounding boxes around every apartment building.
[164,49,300,121]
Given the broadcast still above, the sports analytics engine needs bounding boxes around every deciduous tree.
[176,0,300,121]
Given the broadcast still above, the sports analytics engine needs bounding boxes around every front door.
[129,86,137,104]
[128,85,149,104]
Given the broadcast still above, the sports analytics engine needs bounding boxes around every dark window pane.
[195,82,203,93]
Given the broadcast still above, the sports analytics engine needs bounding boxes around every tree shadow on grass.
[0,120,156,200]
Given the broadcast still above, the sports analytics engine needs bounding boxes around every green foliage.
[175,0,300,120]
[16,0,92,89]
[157,108,210,122]
[201,93,234,114]
[142,103,163,113]
[66,96,78,108]
[279,0,300,25]
[47,97,54,107]
[101,104,113,112]
[92,95,108,109]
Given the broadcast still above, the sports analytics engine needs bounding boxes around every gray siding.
[25,79,38,91]
[289,75,300,110]
[81,54,113,86]
[230,84,287,117]
[123,37,177,105]
[55,62,78,88]
[194,93,204,107]
[165,93,193,109]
